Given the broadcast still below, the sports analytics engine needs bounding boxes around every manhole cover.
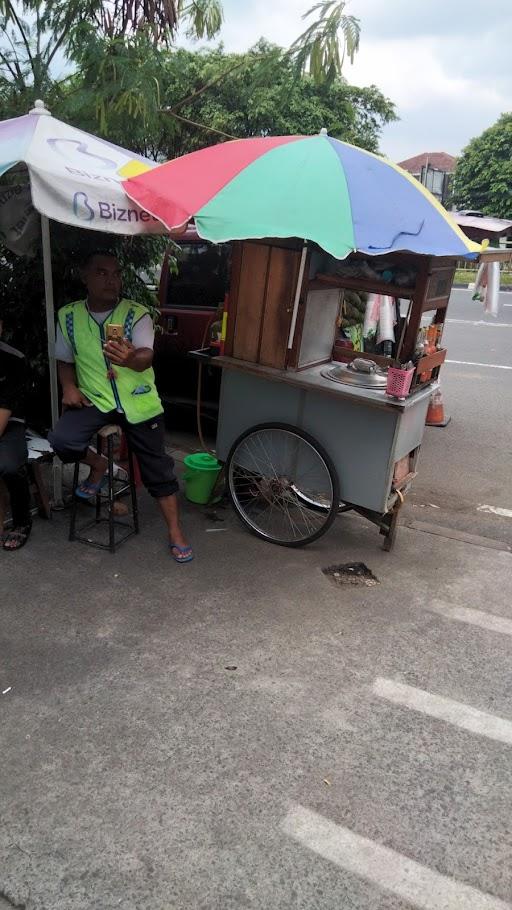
[322,562,379,587]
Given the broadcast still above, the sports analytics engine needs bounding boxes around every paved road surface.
[2,490,512,910]
[408,288,512,547]
[1,288,512,910]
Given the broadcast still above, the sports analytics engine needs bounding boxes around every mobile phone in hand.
[106,324,124,343]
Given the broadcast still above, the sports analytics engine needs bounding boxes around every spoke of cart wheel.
[246,493,283,534]
[280,491,324,534]
[241,444,265,477]
[244,486,299,537]
[245,482,276,511]
[292,460,327,481]
[255,432,283,482]
[246,436,278,482]
[279,493,302,538]
[292,498,325,532]
[241,449,271,486]
[267,489,320,538]
[270,486,320,533]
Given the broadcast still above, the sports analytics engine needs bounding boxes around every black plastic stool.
[69,424,139,553]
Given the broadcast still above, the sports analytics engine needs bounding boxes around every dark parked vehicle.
[154,228,231,418]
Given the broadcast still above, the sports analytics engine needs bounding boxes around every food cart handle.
[350,358,378,373]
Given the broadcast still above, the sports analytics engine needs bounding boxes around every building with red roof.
[397,152,456,206]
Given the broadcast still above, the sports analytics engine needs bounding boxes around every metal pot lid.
[321,362,388,389]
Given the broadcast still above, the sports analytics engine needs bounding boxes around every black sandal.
[3,523,32,551]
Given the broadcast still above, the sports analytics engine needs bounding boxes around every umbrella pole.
[287,243,308,350]
[41,215,63,505]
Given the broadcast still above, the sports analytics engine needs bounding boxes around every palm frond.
[182,0,223,40]
[290,0,360,84]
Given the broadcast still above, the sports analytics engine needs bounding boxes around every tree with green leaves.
[158,43,395,160]
[0,0,224,116]
[451,113,512,219]
[0,1,363,127]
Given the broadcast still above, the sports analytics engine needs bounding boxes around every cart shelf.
[310,273,416,298]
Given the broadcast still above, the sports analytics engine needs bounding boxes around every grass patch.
[454,269,512,286]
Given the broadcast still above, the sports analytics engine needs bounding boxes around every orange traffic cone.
[426,385,451,427]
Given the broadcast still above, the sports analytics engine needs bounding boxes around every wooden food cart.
[192,238,484,550]
[122,129,487,550]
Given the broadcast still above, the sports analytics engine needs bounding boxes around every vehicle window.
[166,242,231,309]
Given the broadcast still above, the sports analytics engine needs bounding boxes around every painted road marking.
[478,504,512,518]
[282,806,511,910]
[430,601,512,637]
[373,677,512,746]
[446,360,512,370]
[447,319,512,328]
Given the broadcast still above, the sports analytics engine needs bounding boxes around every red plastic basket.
[386,367,415,399]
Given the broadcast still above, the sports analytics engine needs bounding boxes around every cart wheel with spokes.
[226,423,340,547]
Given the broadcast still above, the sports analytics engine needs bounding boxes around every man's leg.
[123,415,191,557]
[0,423,31,548]
[48,406,115,485]
[156,493,189,552]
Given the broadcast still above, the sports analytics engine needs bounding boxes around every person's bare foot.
[3,523,32,550]
[87,452,108,486]
[157,493,192,561]
[170,528,190,550]
[169,525,193,562]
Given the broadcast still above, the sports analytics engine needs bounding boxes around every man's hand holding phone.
[103,336,137,368]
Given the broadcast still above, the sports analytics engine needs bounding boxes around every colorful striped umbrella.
[123,133,480,260]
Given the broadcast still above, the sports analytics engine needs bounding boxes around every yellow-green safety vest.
[58,298,163,424]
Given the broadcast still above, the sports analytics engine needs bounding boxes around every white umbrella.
[0,100,163,430]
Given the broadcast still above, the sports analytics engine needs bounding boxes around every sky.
[193,0,512,162]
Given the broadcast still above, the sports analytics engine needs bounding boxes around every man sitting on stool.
[48,250,193,563]
[0,318,31,551]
